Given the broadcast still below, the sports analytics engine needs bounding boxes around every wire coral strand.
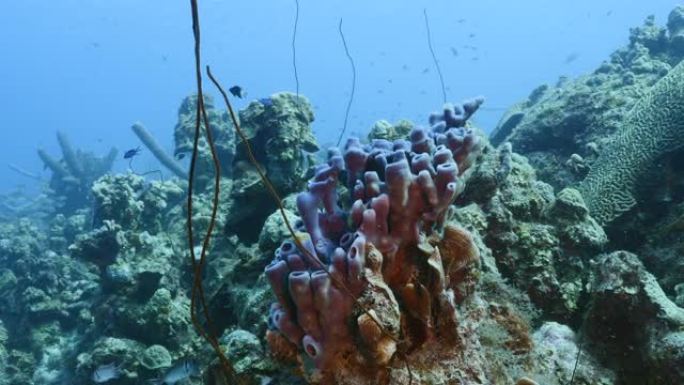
[292,0,300,96]
[186,0,239,382]
[336,18,356,147]
[423,9,447,105]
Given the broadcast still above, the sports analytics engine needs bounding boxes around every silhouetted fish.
[564,52,580,64]
[259,97,273,107]
[229,85,244,98]
[123,147,141,159]
[450,47,459,56]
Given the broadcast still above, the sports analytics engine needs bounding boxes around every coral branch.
[131,122,187,179]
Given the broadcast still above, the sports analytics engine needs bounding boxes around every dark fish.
[175,152,186,160]
[564,52,580,64]
[402,64,409,71]
[259,97,273,107]
[469,33,476,38]
[123,146,141,159]
[606,10,613,16]
[450,47,458,56]
[229,85,243,98]
[92,362,122,383]
[421,68,430,74]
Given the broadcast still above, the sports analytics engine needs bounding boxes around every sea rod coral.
[264,98,486,383]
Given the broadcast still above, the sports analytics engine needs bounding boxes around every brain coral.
[579,60,684,225]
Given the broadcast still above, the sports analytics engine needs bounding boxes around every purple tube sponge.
[265,98,484,376]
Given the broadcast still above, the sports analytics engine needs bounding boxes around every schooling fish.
[149,359,200,385]
[92,362,122,383]
[123,146,141,159]
[229,85,244,98]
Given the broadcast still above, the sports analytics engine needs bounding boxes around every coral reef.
[37,131,117,214]
[7,8,684,380]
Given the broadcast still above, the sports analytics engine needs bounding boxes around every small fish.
[161,55,168,62]
[606,10,613,16]
[229,85,244,98]
[421,68,430,74]
[564,52,580,64]
[123,146,141,159]
[149,359,200,385]
[457,18,466,23]
[259,97,273,107]
[402,64,409,71]
[468,33,476,38]
[92,363,122,383]
[175,152,186,160]
[450,47,459,57]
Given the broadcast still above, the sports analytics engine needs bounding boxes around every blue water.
[0,0,677,193]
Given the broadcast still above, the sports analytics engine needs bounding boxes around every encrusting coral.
[264,98,487,383]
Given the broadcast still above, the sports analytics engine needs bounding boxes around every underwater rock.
[470,149,604,321]
[223,92,318,241]
[108,287,192,347]
[367,119,414,142]
[222,329,267,375]
[76,337,145,384]
[139,344,173,370]
[529,322,615,385]
[173,94,235,184]
[236,92,317,189]
[668,6,684,50]
[585,251,684,384]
